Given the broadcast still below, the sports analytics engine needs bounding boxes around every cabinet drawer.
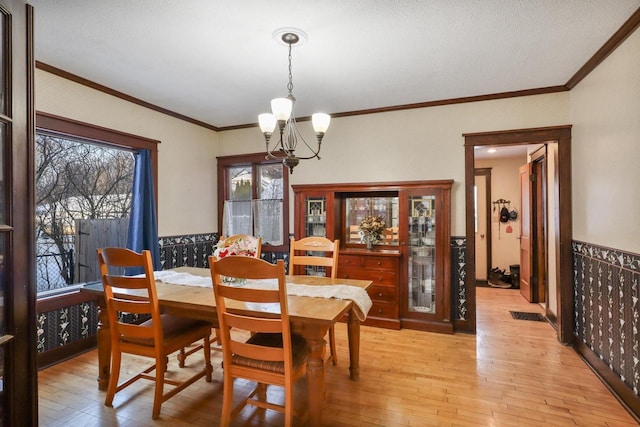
[338,255,363,268]
[339,267,397,286]
[369,301,399,319]
[368,284,397,302]
[362,256,398,271]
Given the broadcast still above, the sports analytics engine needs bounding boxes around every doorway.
[462,126,573,345]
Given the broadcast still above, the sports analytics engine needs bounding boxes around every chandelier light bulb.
[271,98,293,122]
[312,113,331,134]
[258,113,277,134]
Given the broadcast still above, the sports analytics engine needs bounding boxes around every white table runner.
[151,270,372,321]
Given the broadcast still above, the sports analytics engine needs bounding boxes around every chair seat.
[122,314,212,347]
[232,333,308,374]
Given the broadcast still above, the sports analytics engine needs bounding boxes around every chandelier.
[258,29,330,173]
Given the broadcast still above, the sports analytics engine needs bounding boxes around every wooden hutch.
[292,180,453,333]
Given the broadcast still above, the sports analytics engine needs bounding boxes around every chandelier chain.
[287,43,294,95]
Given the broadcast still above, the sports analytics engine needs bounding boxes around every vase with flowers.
[213,237,257,259]
[213,237,256,285]
[359,214,386,250]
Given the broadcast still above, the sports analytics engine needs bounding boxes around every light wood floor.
[38,288,639,426]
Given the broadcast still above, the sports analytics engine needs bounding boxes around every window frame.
[36,112,160,205]
[217,152,289,252]
[34,111,160,296]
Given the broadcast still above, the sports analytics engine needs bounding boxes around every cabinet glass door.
[344,195,399,245]
[305,197,327,238]
[407,195,436,314]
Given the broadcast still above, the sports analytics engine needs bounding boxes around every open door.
[519,163,534,302]
[0,1,37,425]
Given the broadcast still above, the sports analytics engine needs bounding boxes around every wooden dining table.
[81,266,372,427]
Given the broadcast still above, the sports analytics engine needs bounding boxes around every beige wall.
[570,27,640,254]
[220,93,570,236]
[35,69,219,237]
[475,155,526,272]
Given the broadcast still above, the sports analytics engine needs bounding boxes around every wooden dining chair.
[289,236,340,366]
[97,247,213,420]
[209,256,308,427]
[178,233,263,367]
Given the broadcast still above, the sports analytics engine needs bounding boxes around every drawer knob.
[377,261,381,265]
[377,292,383,297]
[378,277,383,282]
[345,260,350,264]
[343,274,349,279]
[378,308,383,314]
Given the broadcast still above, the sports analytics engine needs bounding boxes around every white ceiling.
[30,1,640,129]
[474,144,531,160]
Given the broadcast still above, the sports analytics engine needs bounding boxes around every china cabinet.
[292,180,452,333]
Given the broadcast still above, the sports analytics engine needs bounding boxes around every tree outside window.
[35,132,135,293]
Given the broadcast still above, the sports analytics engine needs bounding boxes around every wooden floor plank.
[38,287,638,426]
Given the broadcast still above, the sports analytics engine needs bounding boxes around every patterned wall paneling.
[159,233,219,269]
[573,241,640,396]
[37,301,98,353]
[451,237,467,321]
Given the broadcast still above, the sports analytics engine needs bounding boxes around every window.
[217,153,289,251]
[35,113,159,294]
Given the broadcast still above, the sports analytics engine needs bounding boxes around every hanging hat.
[499,207,509,223]
[509,209,518,221]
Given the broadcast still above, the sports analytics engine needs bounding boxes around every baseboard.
[37,336,97,370]
[574,337,640,422]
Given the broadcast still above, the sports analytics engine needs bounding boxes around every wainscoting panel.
[573,241,640,397]
[159,233,219,269]
[451,237,467,321]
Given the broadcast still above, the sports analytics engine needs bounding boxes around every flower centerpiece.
[213,237,256,259]
[359,214,386,250]
[213,237,256,286]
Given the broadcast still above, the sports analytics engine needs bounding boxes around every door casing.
[462,126,573,345]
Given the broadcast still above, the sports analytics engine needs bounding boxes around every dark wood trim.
[292,180,455,193]
[532,157,547,304]
[464,125,573,343]
[574,339,640,422]
[216,152,290,252]
[36,61,220,132]
[37,336,97,370]
[556,135,573,345]
[36,289,96,313]
[35,111,161,210]
[218,86,569,132]
[36,111,161,146]
[566,7,640,89]
[464,125,572,144]
[4,2,39,425]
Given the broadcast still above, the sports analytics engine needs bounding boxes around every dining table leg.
[94,296,111,391]
[347,309,361,380]
[304,332,326,427]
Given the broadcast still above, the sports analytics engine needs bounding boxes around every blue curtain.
[126,149,161,274]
